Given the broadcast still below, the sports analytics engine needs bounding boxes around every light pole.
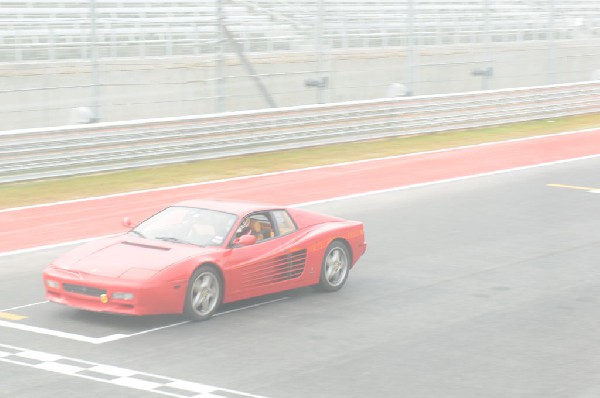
[216,0,226,113]
[90,0,100,122]
[304,0,328,102]
[547,0,557,85]
[471,0,494,90]
[481,0,493,90]
[316,0,325,103]
[406,0,416,96]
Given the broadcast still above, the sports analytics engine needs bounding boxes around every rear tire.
[184,265,223,321]
[317,241,350,292]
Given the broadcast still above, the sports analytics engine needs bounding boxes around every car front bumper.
[43,268,187,316]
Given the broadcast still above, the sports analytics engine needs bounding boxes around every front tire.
[317,241,350,292]
[184,265,223,321]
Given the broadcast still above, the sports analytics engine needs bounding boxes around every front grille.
[63,283,106,297]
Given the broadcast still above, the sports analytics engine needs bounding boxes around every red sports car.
[43,200,367,321]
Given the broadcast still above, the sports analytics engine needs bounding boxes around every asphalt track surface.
[2,129,600,397]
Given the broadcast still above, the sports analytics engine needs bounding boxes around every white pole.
[90,0,100,122]
[547,0,556,85]
[482,0,492,90]
[406,0,416,96]
[316,0,325,104]
[216,0,226,112]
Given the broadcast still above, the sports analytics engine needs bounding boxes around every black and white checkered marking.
[0,344,265,398]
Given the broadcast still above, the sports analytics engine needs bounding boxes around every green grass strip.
[1,113,599,210]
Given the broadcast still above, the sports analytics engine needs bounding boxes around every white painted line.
[0,234,119,258]
[0,301,49,312]
[293,153,600,207]
[1,128,598,259]
[0,297,290,345]
[0,343,267,398]
[36,361,84,374]
[166,380,213,394]
[215,297,290,316]
[17,350,62,362]
[2,150,599,259]
[0,129,597,348]
[99,321,191,342]
[112,377,162,390]
[1,127,598,215]
[0,320,103,344]
[90,364,137,377]
[93,297,290,343]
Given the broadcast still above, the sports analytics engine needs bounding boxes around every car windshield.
[132,206,238,247]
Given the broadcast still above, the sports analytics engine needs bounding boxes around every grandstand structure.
[1,1,599,130]
[1,0,599,62]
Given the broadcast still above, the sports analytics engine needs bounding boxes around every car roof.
[172,199,284,216]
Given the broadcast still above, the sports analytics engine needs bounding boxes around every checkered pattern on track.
[0,344,264,398]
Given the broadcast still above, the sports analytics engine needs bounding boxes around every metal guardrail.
[1,81,599,184]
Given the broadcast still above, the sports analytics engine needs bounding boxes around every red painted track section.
[2,129,599,254]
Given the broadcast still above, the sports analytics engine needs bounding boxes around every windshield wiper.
[155,236,191,245]
[129,230,146,238]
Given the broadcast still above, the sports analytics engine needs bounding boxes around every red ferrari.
[43,200,367,321]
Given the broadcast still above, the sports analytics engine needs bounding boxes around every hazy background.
[1,0,599,130]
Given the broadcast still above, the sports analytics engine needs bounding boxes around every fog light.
[111,292,134,301]
[46,280,59,289]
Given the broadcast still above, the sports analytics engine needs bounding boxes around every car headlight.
[46,280,59,289]
[111,292,135,301]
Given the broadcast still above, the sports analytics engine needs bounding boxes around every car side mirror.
[122,217,134,228]
[234,234,257,246]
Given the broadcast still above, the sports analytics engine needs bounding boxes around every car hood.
[51,235,216,279]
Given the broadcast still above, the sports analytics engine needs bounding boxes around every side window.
[272,210,297,236]
[235,213,275,242]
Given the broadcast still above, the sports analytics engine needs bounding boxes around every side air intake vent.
[241,249,307,288]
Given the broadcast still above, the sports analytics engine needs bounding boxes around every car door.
[223,210,307,302]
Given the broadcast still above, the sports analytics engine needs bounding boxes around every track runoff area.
[1,127,599,398]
